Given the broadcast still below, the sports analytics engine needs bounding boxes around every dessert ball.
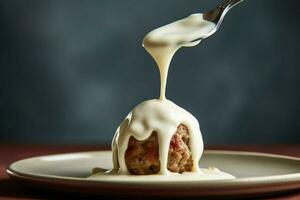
[111,99,203,175]
[125,124,193,175]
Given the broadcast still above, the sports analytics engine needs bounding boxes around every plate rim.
[7,150,300,184]
[7,150,300,197]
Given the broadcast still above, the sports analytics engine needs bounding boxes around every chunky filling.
[125,124,193,175]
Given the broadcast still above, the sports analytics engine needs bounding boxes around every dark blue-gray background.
[0,0,299,144]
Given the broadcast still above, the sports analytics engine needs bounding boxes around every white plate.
[7,150,300,198]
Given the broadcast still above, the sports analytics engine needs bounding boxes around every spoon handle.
[203,0,244,24]
[220,0,244,11]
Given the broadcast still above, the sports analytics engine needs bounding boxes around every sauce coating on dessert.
[112,99,202,174]
[111,14,216,175]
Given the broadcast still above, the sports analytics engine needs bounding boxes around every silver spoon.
[191,0,244,43]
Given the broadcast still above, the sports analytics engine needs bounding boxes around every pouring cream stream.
[91,13,234,179]
[110,14,217,175]
[143,13,216,100]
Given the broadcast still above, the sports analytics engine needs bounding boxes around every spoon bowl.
[191,0,244,43]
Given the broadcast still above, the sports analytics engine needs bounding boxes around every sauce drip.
[111,14,219,175]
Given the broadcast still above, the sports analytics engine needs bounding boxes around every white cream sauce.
[143,13,216,100]
[93,13,234,179]
[89,167,235,181]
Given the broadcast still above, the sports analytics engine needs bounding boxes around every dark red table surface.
[1,144,300,200]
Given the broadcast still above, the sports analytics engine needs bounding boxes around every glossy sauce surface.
[97,13,234,179]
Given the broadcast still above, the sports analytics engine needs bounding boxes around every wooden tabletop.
[1,144,300,199]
